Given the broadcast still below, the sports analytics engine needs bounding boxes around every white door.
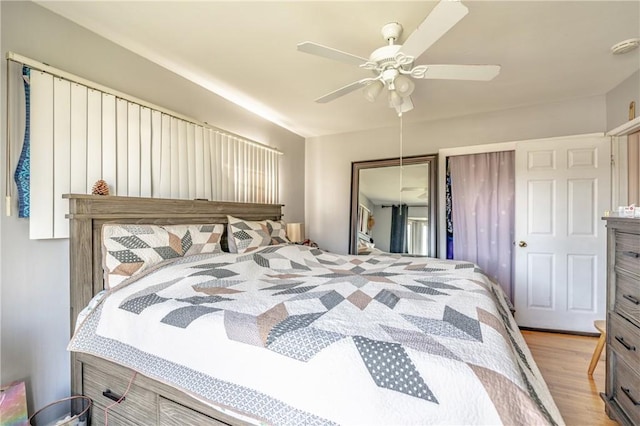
[514,134,610,332]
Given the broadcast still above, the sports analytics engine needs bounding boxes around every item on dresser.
[601,215,640,426]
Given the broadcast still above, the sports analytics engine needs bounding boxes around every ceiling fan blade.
[400,0,469,60]
[315,78,378,103]
[297,41,368,66]
[416,64,500,80]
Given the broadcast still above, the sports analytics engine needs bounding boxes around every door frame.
[607,116,640,208]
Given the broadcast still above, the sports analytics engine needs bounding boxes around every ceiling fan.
[297,0,500,115]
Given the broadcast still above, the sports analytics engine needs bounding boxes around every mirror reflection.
[350,155,437,256]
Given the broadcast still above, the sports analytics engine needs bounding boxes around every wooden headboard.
[65,194,283,333]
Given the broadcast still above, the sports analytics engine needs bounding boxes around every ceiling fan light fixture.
[389,90,403,108]
[395,96,414,115]
[394,75,415,97]
[363,80,384,102]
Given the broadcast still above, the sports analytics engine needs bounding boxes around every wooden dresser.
[602,215,640,426]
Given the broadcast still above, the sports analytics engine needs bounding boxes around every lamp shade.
[286,223,305,243]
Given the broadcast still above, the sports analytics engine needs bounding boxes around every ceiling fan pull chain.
[399,113,404,210]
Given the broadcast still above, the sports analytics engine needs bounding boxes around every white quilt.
[70,244,563,425]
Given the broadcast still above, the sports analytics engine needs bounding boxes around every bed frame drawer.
[90,404,139,426]
[83,362,157,424]
[159,397,229,425]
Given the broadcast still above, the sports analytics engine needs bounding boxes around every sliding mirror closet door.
[349,155,437,256]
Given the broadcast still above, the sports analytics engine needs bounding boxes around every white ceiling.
[37,1,640,138]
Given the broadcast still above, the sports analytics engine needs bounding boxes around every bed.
[66,194,563,425]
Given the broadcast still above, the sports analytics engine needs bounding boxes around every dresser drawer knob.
[615,336,636,351]
[102,389,125,403]
[622,250,640,258]
[623,294,640,305]
[621,387,640,406]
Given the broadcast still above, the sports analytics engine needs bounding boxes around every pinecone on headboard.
[91,179,110,196]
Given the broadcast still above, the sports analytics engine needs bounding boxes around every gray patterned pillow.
[102,223,223,289]
[266,220,290,245]
[226,216,290,253]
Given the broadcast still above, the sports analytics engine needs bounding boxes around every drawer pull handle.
[622,251,640,258]
[623,294,640,305]
[615,336,636,351]
[102,389,125,403]
[621,387,640,406]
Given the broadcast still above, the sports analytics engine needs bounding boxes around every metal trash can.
[29,395,91,426]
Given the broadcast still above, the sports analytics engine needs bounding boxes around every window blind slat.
[101,94,117,196]
[30,71,54,239]
[195,126,204,199]
[178,120,188,199]
[186,123,196,199]
[202,128,212,200]
[150,110,162,198]
[115,99,128,196]
[70,84,87,194]
[170,117,179,198]
[127,103,141,197]
[86,89,102,193]
[159,114,172,198]
[53,78,71,238]
[140,107,152,197]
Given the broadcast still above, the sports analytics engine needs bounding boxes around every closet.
[440,134,610,333]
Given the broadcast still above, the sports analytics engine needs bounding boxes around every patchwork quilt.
[69,244,563,425]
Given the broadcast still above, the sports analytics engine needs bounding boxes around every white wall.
[306,95,607,254]
[606,70,640,131]
[371,205,390,252]
[0,0,304,413]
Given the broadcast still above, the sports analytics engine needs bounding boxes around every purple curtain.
[449,151,515,300]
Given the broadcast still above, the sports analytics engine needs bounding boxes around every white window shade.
[13,56,280,240]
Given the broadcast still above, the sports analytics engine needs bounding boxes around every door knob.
[518,241,527,248]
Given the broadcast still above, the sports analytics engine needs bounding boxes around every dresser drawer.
[159,397,229,425]
[615,272,640,326]
[612,356,640,426]
[609,313,640,374]
[615,232,640,276]
[83,363,157,424]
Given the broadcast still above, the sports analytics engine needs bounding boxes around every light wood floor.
[522,330,617,426]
